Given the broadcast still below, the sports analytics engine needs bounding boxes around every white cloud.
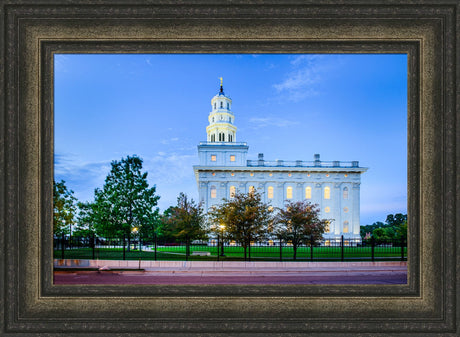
[54,55,69,73]
[248,117,299,128]
[273,55,341,102]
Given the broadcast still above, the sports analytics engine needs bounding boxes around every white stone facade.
[193,82,367,241]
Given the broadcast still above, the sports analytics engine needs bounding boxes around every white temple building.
[193,79,368,241]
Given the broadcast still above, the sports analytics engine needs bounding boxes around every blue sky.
[54,53,407,225]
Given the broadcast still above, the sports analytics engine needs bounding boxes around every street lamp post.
[219,224,225,257]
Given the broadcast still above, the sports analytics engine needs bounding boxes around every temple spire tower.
[206,77,237,142]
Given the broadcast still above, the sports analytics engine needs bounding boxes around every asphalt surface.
[54,269,407,285]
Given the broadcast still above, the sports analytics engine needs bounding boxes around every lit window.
[288,173,292,177]
[343,221,349,233]
[343,187,349,200]
[268,186,274,199]
[307,173,310,177]
[231,173,234,176]
[305,186,311,199]
[249,186,255,194]
[250,173,254,177]
[269,173,273,177]
[230,186,236,198]
[268,206,273,212]
[230,155,235,162]
[324,207,330,213]
[324,186,330,199]
[344,174,348,177]
[343,207,349,213]
[212,172,215,176]
[210,186,217,199]
[211,155,216,162]
[286,186,293,199]
[325,221,330,233]
[326,174,329,177]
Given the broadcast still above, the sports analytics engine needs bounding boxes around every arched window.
[268,186,274,199]
[343,187,349,200]
[210,186,217,199]
[229,186,236,198]
[305,186,312,199]
[227,102,229,109]
[343,221,349,233]
[229,117,232,123]
[220,102,223,108]
[324,186,330,199]
[286,186,293,199]
[228,134,233,142]
[211,134,215,142]
[249,186,255,195]
[212,117,214,122]
[219,133,225,141]
[214,102,216,109]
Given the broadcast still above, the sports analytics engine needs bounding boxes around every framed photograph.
[52,52,408,287]
[1,1,457,335]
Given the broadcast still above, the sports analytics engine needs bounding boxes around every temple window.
[343,187,349,200]
[230,186,236,198]
[268,186,274,199]
[305,186,311,199]
[210,186,217,199]
[286,186,293,199]
[324,186,331,199]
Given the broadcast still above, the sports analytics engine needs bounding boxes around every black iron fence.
[54,234,407,262]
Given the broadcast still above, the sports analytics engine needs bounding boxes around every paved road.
[54,270,407,285]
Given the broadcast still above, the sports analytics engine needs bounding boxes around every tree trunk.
[127,232,131,252]
[293,244,297,260]
[243,245,247,261]
[185,235,191,258]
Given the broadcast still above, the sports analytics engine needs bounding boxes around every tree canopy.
[360,213,407,241]
[162,193,207,256]
[53,180,77,236]
[273,200,329,260]
[208,190,273,260]
[81,155,160,241]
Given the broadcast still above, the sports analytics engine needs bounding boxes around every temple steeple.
[206,78,237,143]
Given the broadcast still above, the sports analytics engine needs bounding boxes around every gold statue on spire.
[219,77,223,86]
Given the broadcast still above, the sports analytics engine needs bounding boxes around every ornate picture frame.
[1,1,457,335]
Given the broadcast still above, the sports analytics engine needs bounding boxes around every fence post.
[123,234,126,260]
[217,236,220,261]
[279,239,282,262]
[371,236,375,261]
[61,232,65,259]
[154,233,157,261]
[341,235,344,261]
[92,233,95,260]
[401,238,405,261]
[310,234,314,261]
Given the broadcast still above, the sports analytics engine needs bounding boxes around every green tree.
[53,180,77,236]
[273,200,329,260]
[209,190,272,260]
[74,201,97,237]
[163,193,207,257]
[91,155,160,249]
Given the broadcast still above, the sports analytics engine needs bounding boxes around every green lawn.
[54,245,407,261]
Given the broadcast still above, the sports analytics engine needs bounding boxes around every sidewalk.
[54,259,406,273]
